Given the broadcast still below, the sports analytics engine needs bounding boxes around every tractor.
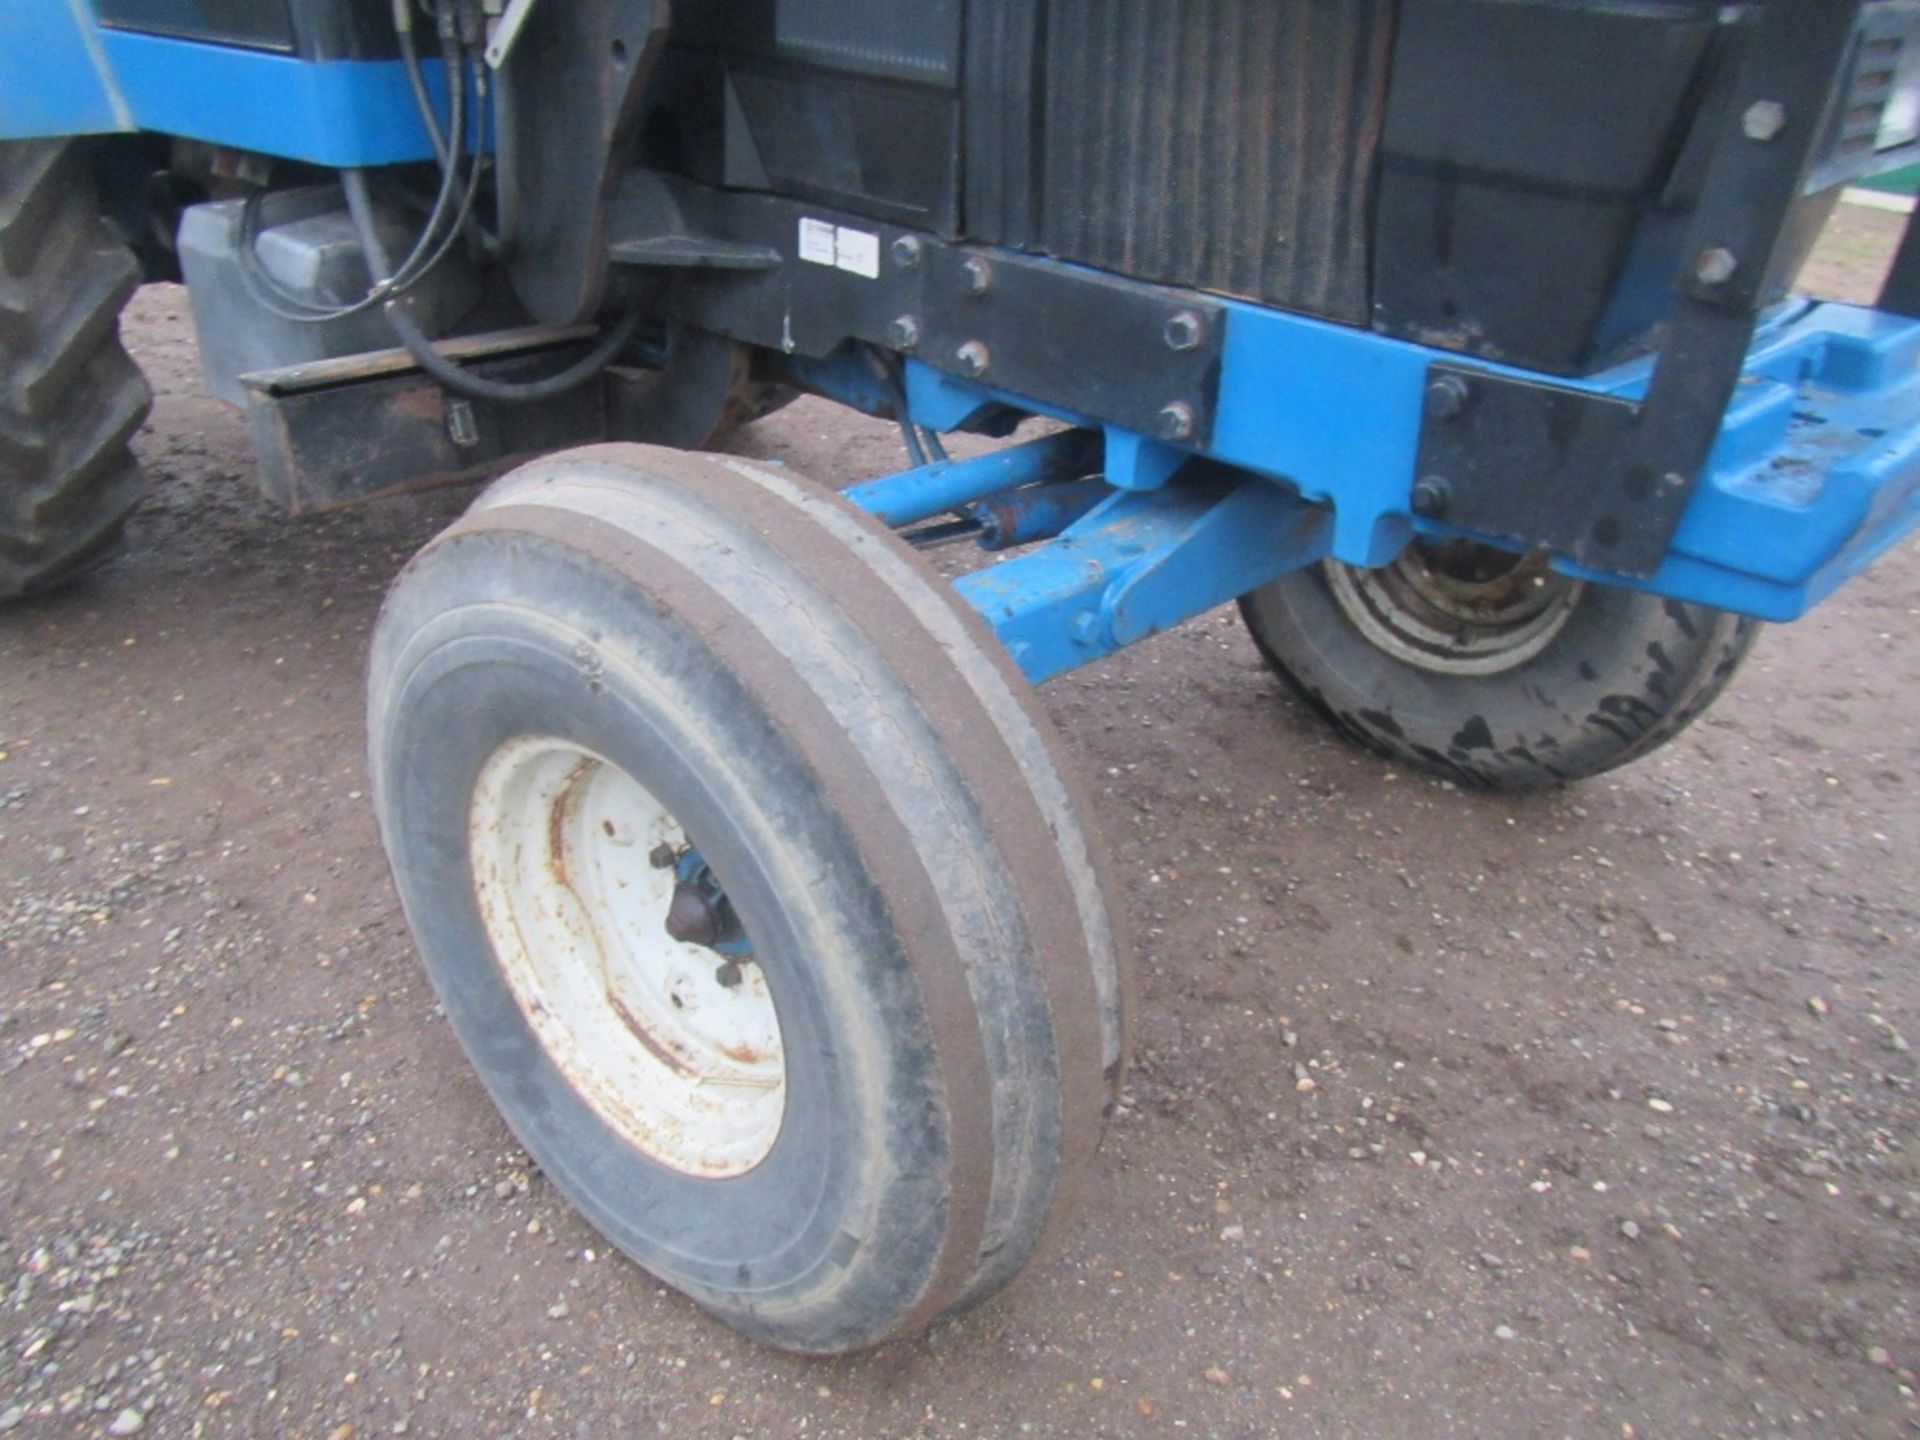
[5,0,1920,1352]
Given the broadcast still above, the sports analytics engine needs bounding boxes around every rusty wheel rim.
[1323,541,1585,677]
[468,736,785,1177]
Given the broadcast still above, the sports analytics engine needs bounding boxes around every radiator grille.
[1038,0,1395,324]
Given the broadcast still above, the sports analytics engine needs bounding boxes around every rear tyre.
[0,139,151,599]
[369,444,1129,1351]
[1238,542,1758,788]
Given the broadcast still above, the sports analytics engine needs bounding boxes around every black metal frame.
[1416,0,1880,577]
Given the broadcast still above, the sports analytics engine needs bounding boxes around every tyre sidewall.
[371,531,953,1349]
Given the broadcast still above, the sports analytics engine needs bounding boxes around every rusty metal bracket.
[240,327,614,513]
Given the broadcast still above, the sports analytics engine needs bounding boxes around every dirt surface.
[3,208,1918,1440]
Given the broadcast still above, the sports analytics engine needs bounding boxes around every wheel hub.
[468,737,785,1177]
[1323,540,1585,677]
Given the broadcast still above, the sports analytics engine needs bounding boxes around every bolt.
[714,961,744,990]
[1155,401,1195,442]
[1695,247,1739,286]
[890,235,924,269]
[1070,610,1105,647]
[648,842,678,871]
[1164,309,1205,352]
[888,315,921,352]
[961,256,993,295]
[956,340,991,378]
[1742,99,1786,142]
[1425,374,1471,420]
[1410,476,1451,519]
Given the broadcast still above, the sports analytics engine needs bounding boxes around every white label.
[834,226,881,279]
[797,218,882,280]
[798,217,837,267]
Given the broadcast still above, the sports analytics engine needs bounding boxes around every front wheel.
[368,444,1128,1351]
[1238,541,1758,788]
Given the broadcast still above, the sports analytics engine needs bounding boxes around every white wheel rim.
[469,737,785,1177]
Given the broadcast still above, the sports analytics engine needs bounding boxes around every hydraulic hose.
[343,168,639,406]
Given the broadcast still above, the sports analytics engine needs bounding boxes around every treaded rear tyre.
[0,138,151,599]
[1240,554,1758,788]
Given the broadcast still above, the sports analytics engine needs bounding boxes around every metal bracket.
[1419,0,1871,576]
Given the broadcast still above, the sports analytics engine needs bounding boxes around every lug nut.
[956,340,991,378]
[1155,401,1195,442]
[1164,309,1204,352]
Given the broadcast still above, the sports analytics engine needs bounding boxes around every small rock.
[1868,1345,1893,1367]
[1619,1220,1642,1241]
[547,1302,569,1320]
[0,1405,23,1433]
[1202,1367,1230,1387]
[1219,1225,1245,1243]
[1807,996,1829,1017]
[1493,1325,1517,1342]
[108,1408,145,1436]
[1294,1077,1317,1094]
[493,1180,515,1199]
[1646,1098,1674,1114]
[1653,1018,1679,1032]
[1479,1252,1504,1270]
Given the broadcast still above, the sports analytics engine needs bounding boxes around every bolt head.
[1694,247,1739,286]
[1410,476,1450,519]
[961,256,993,295]
[1425,374,1471,420]
[1164,309,1204,352]
[890,235,924,269]
[887,315,921,352]
[1155,401,1196,442]
[956,340,991,378]
[1742,99,1786,142]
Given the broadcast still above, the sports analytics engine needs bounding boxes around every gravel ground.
[1,205,1917,1439]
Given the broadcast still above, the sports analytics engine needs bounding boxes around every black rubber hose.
[343,168,639,406]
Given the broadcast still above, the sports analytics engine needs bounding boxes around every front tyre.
[368,444,1129,1351]
[1238,542,1757,788]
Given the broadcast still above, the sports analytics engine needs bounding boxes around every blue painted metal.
[844,429,1098,528]
[0,15,442,167]
[973,477,1113,550]
[953,475,1332,684]
[1553,304,1920,620]
[0,4,129,137]
[870,294,1920,628]
[98,31,441,165]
